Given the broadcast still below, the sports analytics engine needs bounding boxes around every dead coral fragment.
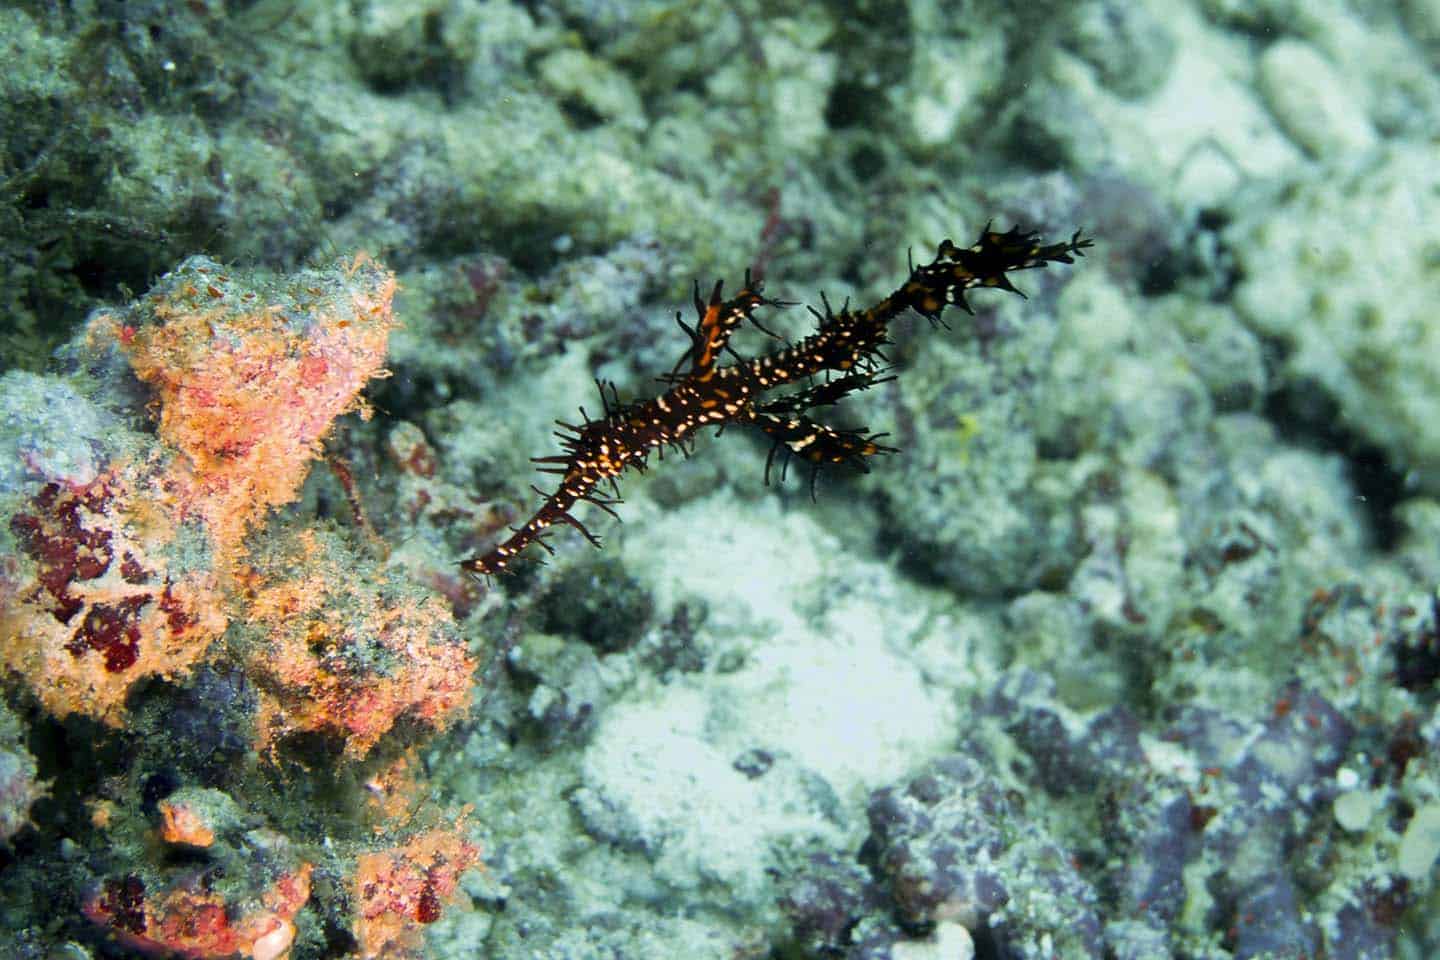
[239,527,475,759]
[103,253,396,549]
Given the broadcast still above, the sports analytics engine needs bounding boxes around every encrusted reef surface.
[3,1,1440,959]
[1,255,478,959]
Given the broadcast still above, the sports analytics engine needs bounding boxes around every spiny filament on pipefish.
[463,223,1091,578]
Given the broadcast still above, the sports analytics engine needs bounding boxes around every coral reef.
[4,0,1440,958]
[352,828,481,959]
[1226,144,1440,492]
[1,252,400,727]
[105,253,396,549]
[0,254,478,958]
[865,753,1103,956]
[2,462,227,723]
[82,813,314,960]
[0,699,43,844]
[237,527,474,759]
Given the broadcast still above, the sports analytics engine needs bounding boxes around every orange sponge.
[353,827,480,958]
[109,254,396,549]
[238,527,475,759]
[2,465,226,723]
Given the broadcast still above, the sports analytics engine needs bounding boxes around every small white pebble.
[251,920,296,960]
[1398,803,1440,880]
[892,921,975,960]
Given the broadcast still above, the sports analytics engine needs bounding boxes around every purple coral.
[865,754,1103,957]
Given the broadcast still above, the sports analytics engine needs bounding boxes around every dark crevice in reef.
[1261,364,1408,551]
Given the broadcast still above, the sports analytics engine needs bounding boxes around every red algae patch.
[1,464,225,724]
